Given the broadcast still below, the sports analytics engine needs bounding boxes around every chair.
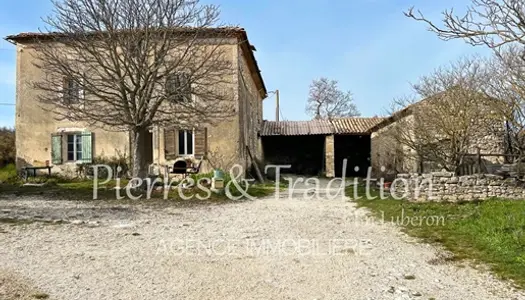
[188,159,203,175]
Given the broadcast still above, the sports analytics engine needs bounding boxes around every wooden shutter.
[51,134,63,165]
[181,73,191,102]
[81,132,93,163]
[194,128,207,158]
[56,76,66,102]
[164,128,177,160]
[78,77,85,100]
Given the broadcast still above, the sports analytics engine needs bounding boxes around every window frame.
[66,133,84,162]
[177,129,195,156]
[63,76,84,104]
[165,72,192,103]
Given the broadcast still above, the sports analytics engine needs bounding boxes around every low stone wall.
[392,172,525,202]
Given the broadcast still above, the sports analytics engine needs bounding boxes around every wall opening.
[334,134,371,177]
[262,135,325,176]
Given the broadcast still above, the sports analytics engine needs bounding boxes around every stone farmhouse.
[6,28,266,176]
[6,27,507,179]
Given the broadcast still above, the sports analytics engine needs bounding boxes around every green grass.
[347,185,525,288]
[0,164,17,183]
[0,175,277,203]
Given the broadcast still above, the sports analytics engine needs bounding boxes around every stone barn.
[260,118,385,177]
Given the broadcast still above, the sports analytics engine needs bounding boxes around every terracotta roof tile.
[260,117,385,136]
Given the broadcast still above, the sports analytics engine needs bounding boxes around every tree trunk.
[132,127,149,179]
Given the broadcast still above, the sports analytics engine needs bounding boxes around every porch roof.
[260,117,385,136]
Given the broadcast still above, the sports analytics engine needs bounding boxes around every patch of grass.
[347,185,525,288]
[1,174,276,204]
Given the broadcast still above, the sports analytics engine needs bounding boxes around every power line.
[279,107,286,122]
[0,103,15,106]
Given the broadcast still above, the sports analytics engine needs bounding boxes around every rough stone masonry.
[393,172,525,202]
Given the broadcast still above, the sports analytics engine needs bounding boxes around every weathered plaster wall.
[15,45,129,175]
[15,41,257,176]
[238,43,264,171]
[371,114,418,177]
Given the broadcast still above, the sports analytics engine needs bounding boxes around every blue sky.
[0,0,489,127]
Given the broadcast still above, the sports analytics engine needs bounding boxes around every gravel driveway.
[0,184,524,300]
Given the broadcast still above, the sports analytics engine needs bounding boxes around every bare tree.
[405,0,525,164]
[484,47,525,161]
[384,58,502,173]
[305,77,359,120]
[30,0,236,178]
[405,0,525,50]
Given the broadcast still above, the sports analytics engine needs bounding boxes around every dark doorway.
[334,135,371,177]
[262,135,325,176]
[144,130,154,165]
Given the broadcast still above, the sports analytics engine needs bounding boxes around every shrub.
[0,164,17,183]
[77,151,130,179]
[0,127,15,168]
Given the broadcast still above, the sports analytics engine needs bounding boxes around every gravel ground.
[0,187,524,300]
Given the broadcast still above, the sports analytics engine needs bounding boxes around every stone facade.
[11,32,266,176]
[371,95,505,176]
[392,172,525,202]
[325,135,334,177]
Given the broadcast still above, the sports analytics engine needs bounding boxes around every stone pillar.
[325,135,335,178]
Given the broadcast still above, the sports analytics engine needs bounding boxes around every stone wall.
[392,172,525,202]
[325,135,335,178]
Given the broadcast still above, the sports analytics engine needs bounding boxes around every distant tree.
[32,0,235,178]
[0,127,15,167]
[305,78,359,120]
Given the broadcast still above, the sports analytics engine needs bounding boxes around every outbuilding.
[260,118,385,177]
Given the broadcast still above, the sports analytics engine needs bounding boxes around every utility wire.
[0,103,15,106]
[279,107,286,122]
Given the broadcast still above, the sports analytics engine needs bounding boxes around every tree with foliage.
[305,77,359,120]
[31,0,235,178]
[0,127,15,167]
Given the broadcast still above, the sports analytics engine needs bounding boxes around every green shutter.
[51,134,62,165]
[81,132,93,163]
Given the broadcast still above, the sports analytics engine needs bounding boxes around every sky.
[0,0,491,127]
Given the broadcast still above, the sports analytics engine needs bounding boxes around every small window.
[64,77,82,103]
[178,130,194,156]
[66,134,83,161]
[166,73,191,102]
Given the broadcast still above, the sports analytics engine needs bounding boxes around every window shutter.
[57,77,66,102]
[81,132,93,163]
[51,134,63,165]
[181,73,191,102]
[164,128,177,160]
[78,77,85,100]
[194,128,207,158]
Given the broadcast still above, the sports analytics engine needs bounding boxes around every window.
[63,77,83,103]
[51,132,93,165]
[178,130,194,156]
[166,73,191,102]
[67,134,83,161]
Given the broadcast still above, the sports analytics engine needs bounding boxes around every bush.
[0,127,15,168]
[77,152,130,179]
[0,164,17,183]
